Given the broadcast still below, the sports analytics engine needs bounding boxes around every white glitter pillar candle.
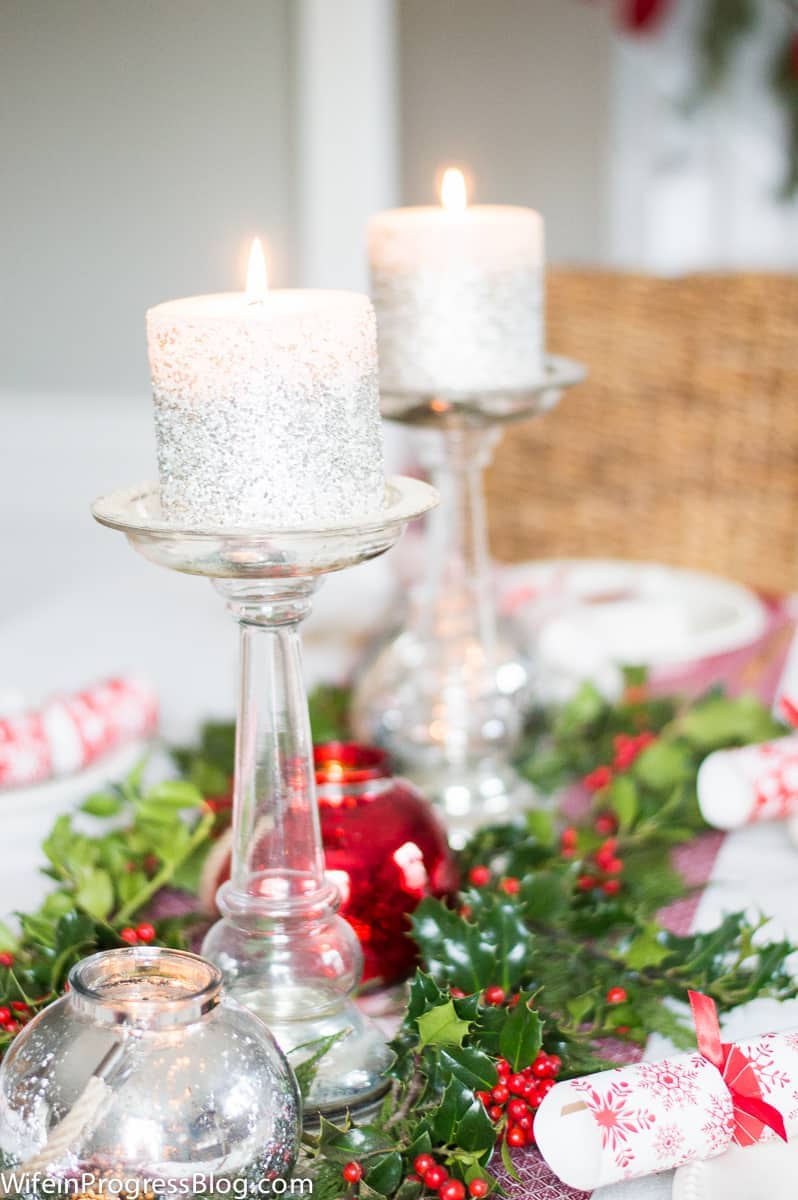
[368,168,545,396]
[146,243,385,528]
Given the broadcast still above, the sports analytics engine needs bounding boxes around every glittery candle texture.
[368,205,545,395]
[146,290,385,528]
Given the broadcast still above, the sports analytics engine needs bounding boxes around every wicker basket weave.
[486,270,798,593]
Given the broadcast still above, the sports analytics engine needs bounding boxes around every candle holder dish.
[352,356,586,845]
[92,476,437,1119]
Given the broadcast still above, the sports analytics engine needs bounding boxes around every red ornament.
[199,742,458,988]
[315,742,458,986]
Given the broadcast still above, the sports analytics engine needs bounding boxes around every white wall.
[398,0,614,263]
[293,0,399,290]
[1,0,294,400]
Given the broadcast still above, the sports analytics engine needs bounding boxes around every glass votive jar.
[314,742,459,987]
[0,948,300,1196]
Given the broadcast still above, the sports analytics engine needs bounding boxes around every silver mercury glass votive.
[0,948,300,1197]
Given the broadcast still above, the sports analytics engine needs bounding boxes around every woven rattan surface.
[486,270,798,592]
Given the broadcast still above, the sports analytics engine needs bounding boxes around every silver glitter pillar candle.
[368,169,545,396]
[146,252,385,528]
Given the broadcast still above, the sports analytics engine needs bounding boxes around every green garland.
[0,681,794,1200]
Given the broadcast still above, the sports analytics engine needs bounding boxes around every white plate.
[504,560,767,668]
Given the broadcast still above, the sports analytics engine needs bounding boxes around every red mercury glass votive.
[315,741,458,988]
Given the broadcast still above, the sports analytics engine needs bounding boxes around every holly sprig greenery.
[0,768,214,1045]
[0,680,794,1200]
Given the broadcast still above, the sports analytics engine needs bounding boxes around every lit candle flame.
[440,167,467,213]
[246,237,268,303]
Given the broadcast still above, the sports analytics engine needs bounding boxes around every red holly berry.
[1,1020,19,1034]
[439,1181,466,1200]
[119,928,139,945]
[0,1007,9,1023]
[342,1162,363,1184]
[602,879,622,896]
[414,1155,435,1178]
[500,876,520,895]
[135,923,156,944]
[508,1072,527,1094]
[604,857,623,875]
[490,1083,510,1104]
[619,0,673,34]
[450,987,466,999]
[547,1054,562,1074]
[538,1078,555,1097]
[595,813,618,836]
[468,865,491,887]
[576,875,597,892]
[488,1104,504,1122]
[0,953,14,968]
[617,1025,631,1034]
[496,1058,511,1077]
[10,1002,29,1016]
[607,987,628,1005]
[484,986,506,1006]
[560,826,578,849]
[507,1097,529,1121]
[468,1181,490,1199]
[506,1124,527,1148]
[475,1089,491,1106]
[425,1166,448,1189]
[584,765,613,792]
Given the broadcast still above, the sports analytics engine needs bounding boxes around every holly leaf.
[417,1001,471,1050]
[407,971,446,1021]
[365,1152,404,1196]
[499,994,542,1071]
[316,1117,391,1160]
[633,742,691,791]
[524,809,555,846]
[624,924,672,970]
[431,1077,494,1151]
[677,694,781,751]
[566,993,594,1025]
[412,901,497,993]
[520,871,568,922]
[413,895,533,994]
[500,1135,522,1182]
[143,780,205,809]
[74,868,114,920]
[607,774,638,830]
[437,1046,498,1091]
[81,792,124,818]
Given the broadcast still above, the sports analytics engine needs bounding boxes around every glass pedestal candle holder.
[92,476,437,1119]
[0,948,300,1194]
[352,356,585,845]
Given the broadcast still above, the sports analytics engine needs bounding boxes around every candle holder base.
[406,758,540,850]
[354,357,586,839]
[202,895,393,1116]
[93,476,438,1118]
